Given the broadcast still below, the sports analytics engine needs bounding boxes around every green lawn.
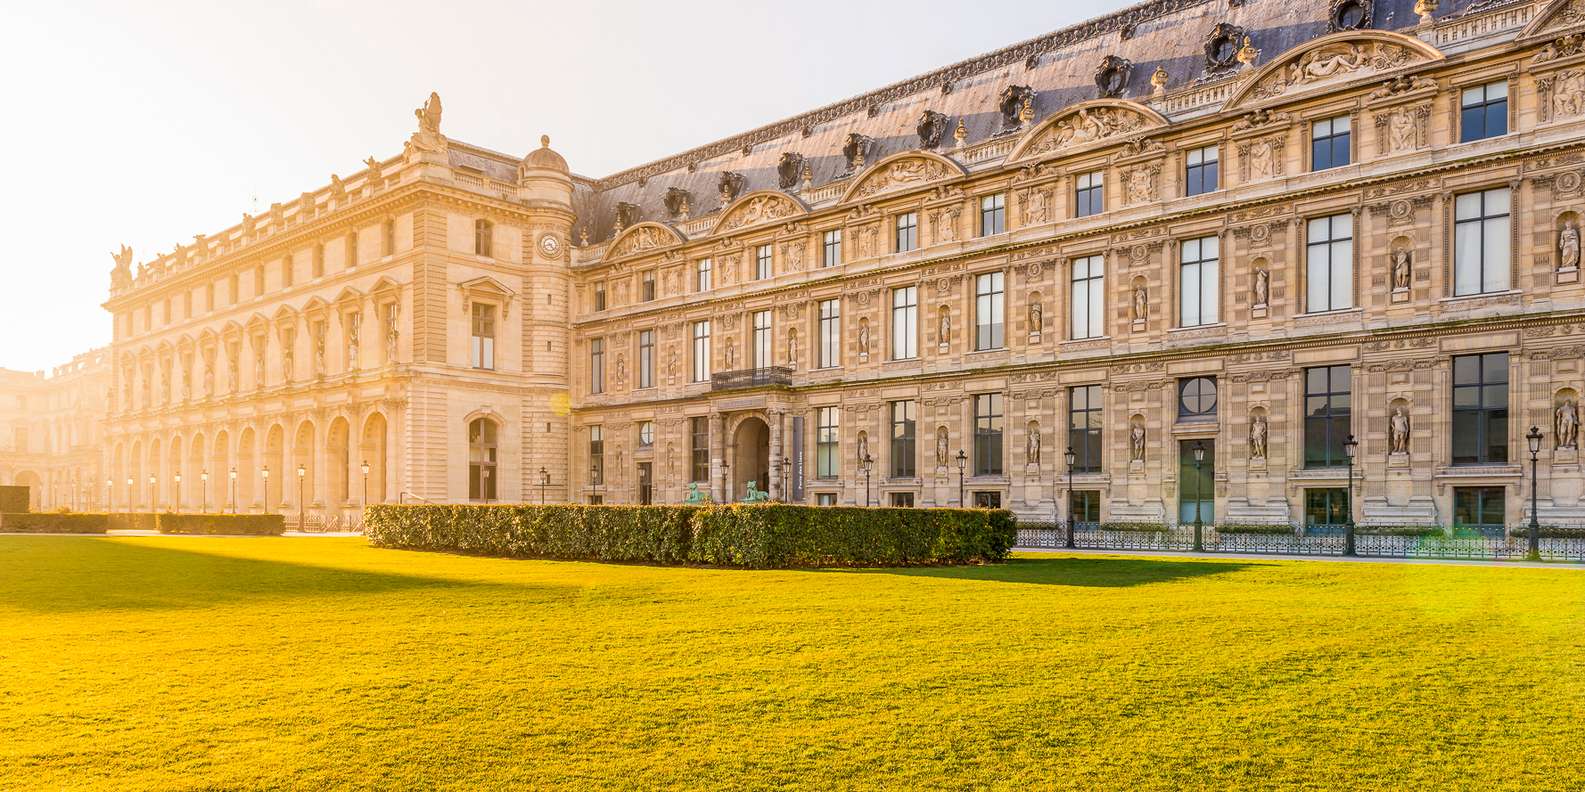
[3,538,1583,790]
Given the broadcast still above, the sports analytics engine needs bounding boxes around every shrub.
[0,512,109,534]
[1098,522,1168,533]
[1356,524,1444,537]
[156,513,286,536]
[1215,524,1296,535]
[0,486,29,513]
[365,503,1015,568]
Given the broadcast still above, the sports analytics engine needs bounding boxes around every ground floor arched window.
[469,418,497,501]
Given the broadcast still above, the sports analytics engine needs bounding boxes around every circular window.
[1331,0,1370,31]
[1179,377,1218,419]
[638,421,654,447]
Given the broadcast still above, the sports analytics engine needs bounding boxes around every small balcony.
[711,366,793,391]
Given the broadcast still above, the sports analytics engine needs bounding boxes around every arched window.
[468,418,497,501]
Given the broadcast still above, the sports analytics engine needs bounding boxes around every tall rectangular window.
[755,244,772,280]
[470,303,495,370]
[1461,81,1508,143]
[1185,145,1219,197]
[817,406,839,478]
[254,266,264,297]
[1179,235,1220,327]
[691,320,711,382]
[593,282,606,311]
[589,426,604,486]
[891,286,918,360]
[980,193,1006,236]
[895,212,918,252]
[229,273,239,305]
[818,298,841,368]
[641,271,656,302]
[474,219,493,256]
[1304,365,1352,468]
[1454,188,1511,296]
[890,400,916,478]
[1075,171,1104,217]
[822,229,842,267]
[1070,255,1105,340]
[1306,213,1354,312]
[383,218,396,257]
[313,244,325,278]
[974,393,1004,476]
[974,272,1004,350]
[695,258,712,292]
[347,233,358,268]
[1068,384,1102,473]
[751,310,772,370]
[282,255,294,288]
[1452,352,1509,466]
[1311,116,1351,171]
[638,329,655,389]
[690,417,709,482]
[589,338,605,394]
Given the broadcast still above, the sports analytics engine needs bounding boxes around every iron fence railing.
[1014,521,1585,562]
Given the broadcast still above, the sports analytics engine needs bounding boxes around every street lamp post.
[125,477,133,516]
[360,460,370,513]
[261,466,270,514]
[1528,425,1544,561]
[229,468,238,514]
[539,466,549,505]
[1064,446,1077,549]
[200,469,209,514]
[589,464,600,504]
[296,464,306,531]
[483,467,493,504]
[1191,441,1205,553]
[173,472,182,515]
[105,478,112,516]
[955,449,967,507]
[1343,434,1358,556]
[861,453,873,507]
[149,475,158,513]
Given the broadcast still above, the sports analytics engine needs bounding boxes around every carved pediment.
[458,276,515,318]
[713,191,805,235]
[1007,99,1168,162]
[839,151,965,203]
[1224,31,1443,111]
[1524,0,1585,40]
[608,222,685,259]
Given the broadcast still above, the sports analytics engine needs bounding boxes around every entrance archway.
[730,416,770,502]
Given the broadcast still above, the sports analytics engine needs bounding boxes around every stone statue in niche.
[1557,397,1580,450]
[255,348,266,388]
[614,353,626,386]
[1391,248,1412,290]
[1132,284,1149,322]
[202,356,214,396]
[227,348,239,392]
[1253,268,1270,306]
[724,337,735,369]
[1561,218,1581,271]
[1389,405,1411,455]
[787,328,798,368]
[936,426,950,468]
[314,326,327,374]
[667,346,678,380]
[181,361,192,400]
[1129,420,1146,462]
[346,314,361,370]
[1029,300,1042,334]
[938,306,951,344]
[857,431,870,464]
[1249,413,1268,460]
[1026,421,1041,465]
[858,318,870,354]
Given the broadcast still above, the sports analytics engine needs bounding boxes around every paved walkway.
[1014,545,1585,570]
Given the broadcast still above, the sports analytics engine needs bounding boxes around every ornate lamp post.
[200,469,209,513]
[296,464,306,531]
[360,460,370,513]
[861,453,873,507]
[589,463,600,504]
[1191,441,1205,552]
[1343,434,1358,556]
[149,475,158,513]
[955,449,967,507]
[539,466,549,505]
[1528,425,1544,561]
[125,477,133,515]
[261,466,270,513]
[173,472,183,515]
[105,478,112,515]
[229,467,238,514]
[482,467,493,504]
[1064,446,1077,549]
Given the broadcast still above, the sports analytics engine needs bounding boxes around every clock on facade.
[539,234,562,257]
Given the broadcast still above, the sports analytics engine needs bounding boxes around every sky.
[0,0,1114,372]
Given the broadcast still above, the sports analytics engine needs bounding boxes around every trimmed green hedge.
[364,504,1016,568]
[1357,525,1444,537]
[1098,522,1169,533]
[0,512,109,534]
[1215,524,1296,535]
[107,513,160,532]
[157,513,285,536]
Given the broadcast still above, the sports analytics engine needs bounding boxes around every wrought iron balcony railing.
[711,366,793,391]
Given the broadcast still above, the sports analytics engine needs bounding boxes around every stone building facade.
[0,349,110,510]
[92,0,1585,530]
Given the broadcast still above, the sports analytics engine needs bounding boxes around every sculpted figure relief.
[938,306,951,344]
[1392,248,1412,290]
[1249,413,1269,460]
[1253,268,1270,306]
[1132,284,1149,322]
[936,426,950,468]
[1389,405,1411,455]
[1558,398,1580,450]
[1023,188,1050,225]
[1026,421,1041,465]
[1561,218,1581,270]
[1129,420,1146,462]
[1029,300,1042,333]
[787,328,798,368]
[1032,108,1145,155]
[858,318,870,354]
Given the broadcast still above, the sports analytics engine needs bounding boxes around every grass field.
[3,537,1584,790]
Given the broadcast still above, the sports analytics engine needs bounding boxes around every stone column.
[768,409,785,501]
[709,411,725,503]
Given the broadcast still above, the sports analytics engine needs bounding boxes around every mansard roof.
[572,0,1490,243]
